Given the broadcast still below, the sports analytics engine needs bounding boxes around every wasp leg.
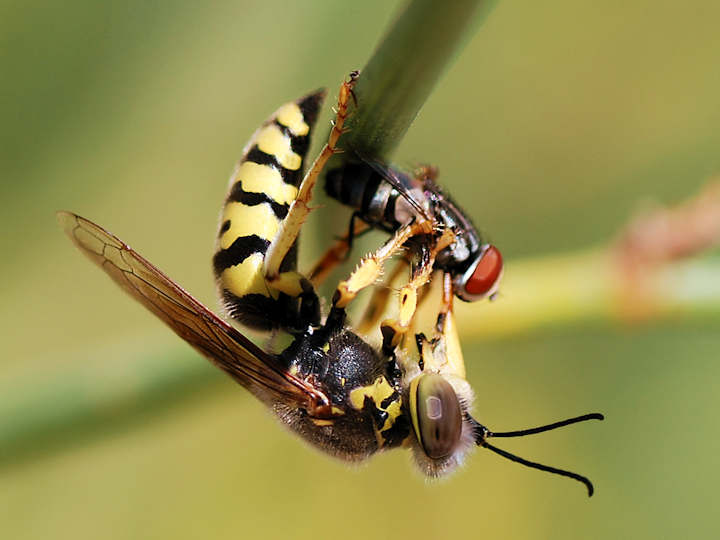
[434,271,455,335]
[332,219,434,310]
[355,259,408,336]
[435,299,466,379]
[344,211,373,257]
[264,72,358,293]
[379,229,456,354]
[379,247,435,354]
[308,218,370,286]
[415,332,441,371]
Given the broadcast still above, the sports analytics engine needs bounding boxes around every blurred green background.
[2,1,720,538]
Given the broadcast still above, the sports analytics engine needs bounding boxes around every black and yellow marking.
[348,375,409,448]
[214,90,325,331]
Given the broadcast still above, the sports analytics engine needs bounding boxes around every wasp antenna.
[488,413,604,438]
[481,441,596,497]
[467,413,602,496]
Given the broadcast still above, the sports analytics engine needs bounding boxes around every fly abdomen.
[214,90,325,331]
[325,162,401,232]
[326,162,378,213]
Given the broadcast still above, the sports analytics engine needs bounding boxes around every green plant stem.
[346,0,498,159]
[455,250,720,339]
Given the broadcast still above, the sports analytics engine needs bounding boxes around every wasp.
[59,73,602,494]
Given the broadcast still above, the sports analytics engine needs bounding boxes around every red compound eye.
[464,245,503,297]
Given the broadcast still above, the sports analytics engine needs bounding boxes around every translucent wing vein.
[57,211,329,411]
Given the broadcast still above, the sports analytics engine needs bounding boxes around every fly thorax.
[394,187,428,225]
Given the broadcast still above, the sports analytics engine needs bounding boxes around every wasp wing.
[57,211,329,413]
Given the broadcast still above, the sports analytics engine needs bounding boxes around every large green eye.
[411,374,463,459]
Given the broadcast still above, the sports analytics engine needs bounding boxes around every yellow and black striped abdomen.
[213,90,325,331]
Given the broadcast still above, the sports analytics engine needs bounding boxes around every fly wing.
[57,211,330,413]
[356,156,431,221]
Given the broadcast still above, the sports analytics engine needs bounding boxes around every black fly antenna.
[469,413,604,497]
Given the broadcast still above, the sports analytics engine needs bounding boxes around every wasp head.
[407,372,477,477]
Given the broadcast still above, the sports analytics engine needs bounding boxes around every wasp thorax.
[412,373,463,459]
[462,244,503,300]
